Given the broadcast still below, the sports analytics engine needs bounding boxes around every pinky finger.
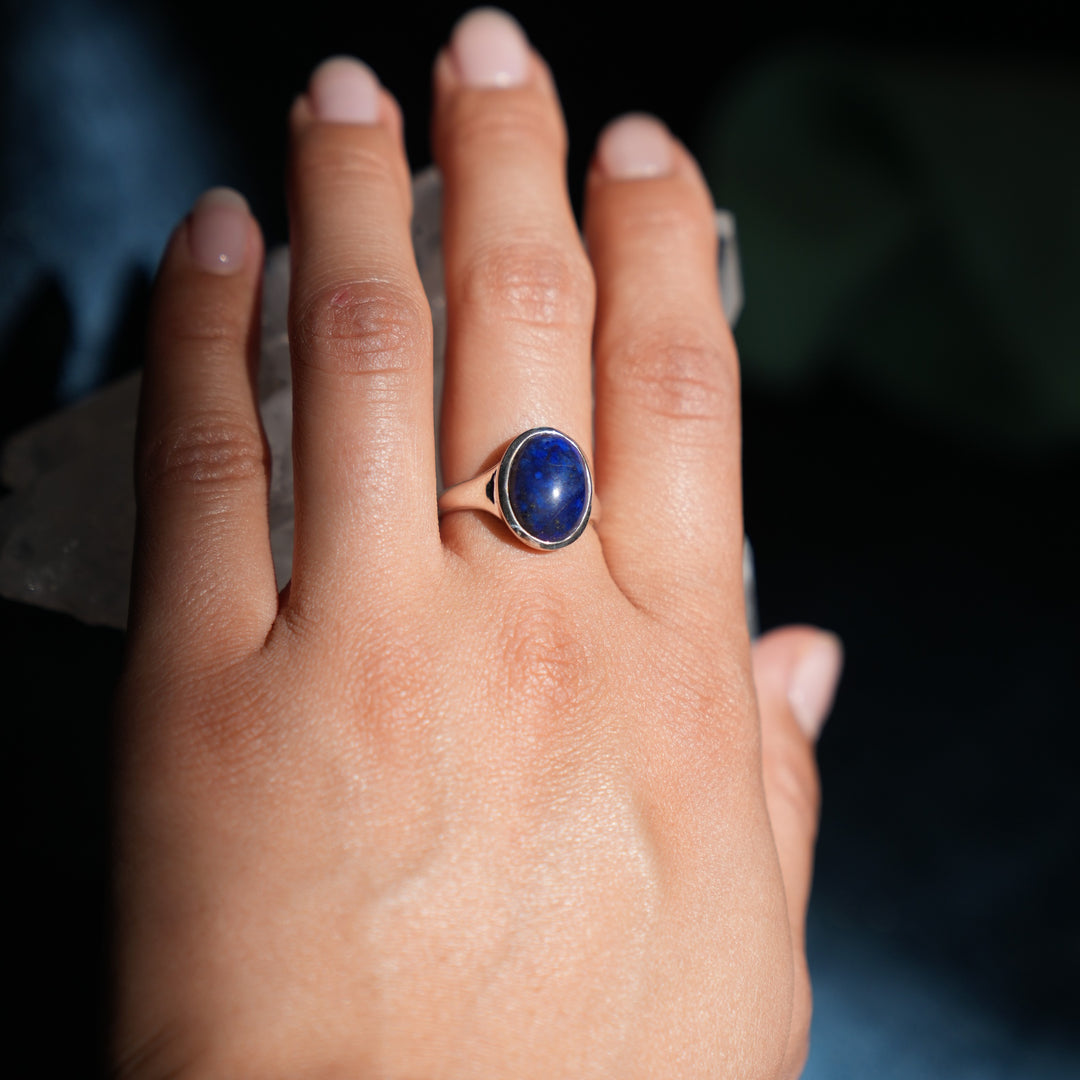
[129,189,277,659]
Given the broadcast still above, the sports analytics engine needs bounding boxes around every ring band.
[438,427,596,550]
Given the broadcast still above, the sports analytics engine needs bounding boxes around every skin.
[111,15,830,1080]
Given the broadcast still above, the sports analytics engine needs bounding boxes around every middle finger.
[288,59,439,598]
[434,9,595,499]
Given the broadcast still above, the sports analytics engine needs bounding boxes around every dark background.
[2,1,1078,1075]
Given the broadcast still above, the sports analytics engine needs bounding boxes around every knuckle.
[298,126,403,196]
[155,310,250,361]
[496,594,594,721]
[613,328,738,426]
[664,643,757,753]
[629,633,760,781]
[170,676,291,792]
[187,694,275,781]
[138,412,267,494]
[291,278,431,378]
[448,92,566,161]
[460,240,594,331]
[627,200,719,253]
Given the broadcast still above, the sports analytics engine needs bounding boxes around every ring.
[438,427,596,550]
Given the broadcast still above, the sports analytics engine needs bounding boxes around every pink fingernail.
[187,188,249,275]
[450,8,529,88]
[308,56,380,123]
[787,633,844,741]
[597,114,674,180]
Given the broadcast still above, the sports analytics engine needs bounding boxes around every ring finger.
[434,9,595,519]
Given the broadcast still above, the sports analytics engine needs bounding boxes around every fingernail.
[450,7,529,88]
[308,56,380,123]
[597,114,674,180]
[788,633,844,741]
[187,188,249,275]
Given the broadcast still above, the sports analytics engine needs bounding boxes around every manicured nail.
[597,114,674,180]
[450,7,529,88]
[187,188,249,275]
[788,633,844,741]
[308,56,380,123]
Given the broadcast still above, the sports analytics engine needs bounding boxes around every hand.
[111,9,843,1079]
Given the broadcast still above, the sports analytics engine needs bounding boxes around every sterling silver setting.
[437,427,596,551]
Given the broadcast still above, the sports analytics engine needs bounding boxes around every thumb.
[754,625,842,924]
[752,625,843,1078]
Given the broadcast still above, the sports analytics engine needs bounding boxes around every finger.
[131,188,277,654]
[433,9,595,504]
[752,625,843,1079]
[287,59,438,599]
[584,115,741,625]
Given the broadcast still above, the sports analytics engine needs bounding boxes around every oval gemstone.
[506,431,588,544]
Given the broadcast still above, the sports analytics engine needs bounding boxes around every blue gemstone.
[506,432,588,544]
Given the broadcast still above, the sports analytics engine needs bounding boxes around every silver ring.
[437,427,597,550]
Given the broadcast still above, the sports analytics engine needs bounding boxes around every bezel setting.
[496,427,593,551]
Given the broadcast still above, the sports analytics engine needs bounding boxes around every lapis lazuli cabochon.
[506,432,588,544]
